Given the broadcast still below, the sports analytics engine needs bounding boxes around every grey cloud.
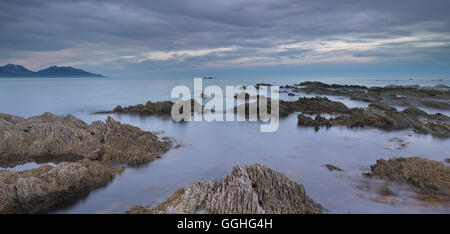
[0,0,449,72]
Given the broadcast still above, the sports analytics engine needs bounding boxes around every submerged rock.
[368,157,450,202]
[325,164,343,171]
[0,112,171,167]
[126,164,322,214]
[0,159,124,213]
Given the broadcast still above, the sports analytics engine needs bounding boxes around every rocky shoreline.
[126,164,323,214]
[0,112,171,213]
[1,81,449,214]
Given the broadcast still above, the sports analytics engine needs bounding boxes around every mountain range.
[0,64,104,77]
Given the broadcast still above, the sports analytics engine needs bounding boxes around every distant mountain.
[0,64,104,77]
[0,64,35,77]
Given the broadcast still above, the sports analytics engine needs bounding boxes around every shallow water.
[0,76,449,214]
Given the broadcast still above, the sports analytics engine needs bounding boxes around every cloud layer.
[1,0,449,76]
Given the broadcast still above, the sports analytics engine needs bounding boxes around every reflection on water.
[0,76,449,214]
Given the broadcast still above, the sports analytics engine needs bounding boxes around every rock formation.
[126,164,322,214]
[0,112,171,167]
[0,112,171,213]
[297,100,450,137]
[95,99,203,116]
[0,160,123,213]
[367,157,450,202]
[288,81,450,110]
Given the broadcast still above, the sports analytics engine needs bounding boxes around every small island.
[0,64,104,77]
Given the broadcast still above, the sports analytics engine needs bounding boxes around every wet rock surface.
[126,164,322,214]
[0,112,171,167]
[288,81,450,110]
[296,99,450,137]
[367,157,450,202]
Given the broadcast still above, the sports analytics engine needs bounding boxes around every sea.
[0,76,449,213]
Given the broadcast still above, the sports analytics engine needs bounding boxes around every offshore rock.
[297,101,450,137]
[292,81,450,110]
[95,99,203,115]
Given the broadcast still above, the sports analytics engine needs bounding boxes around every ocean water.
[0,76,449,213]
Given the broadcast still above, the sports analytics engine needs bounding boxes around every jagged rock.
[0,159,124,213]
[369,102,397,112]
[297,100,450,137]
[235,97,354,118]
[126,164,322,214]
[0,112,170,167]
[101,117,171,166]
[367,157,450,201]
[95,99,203,115]
[289,81,450,110]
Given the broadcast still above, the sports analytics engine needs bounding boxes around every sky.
[1,0,450,78]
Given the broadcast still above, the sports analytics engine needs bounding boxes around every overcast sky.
[1,0,450,77]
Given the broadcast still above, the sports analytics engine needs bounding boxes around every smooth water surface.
[0,76,449,213]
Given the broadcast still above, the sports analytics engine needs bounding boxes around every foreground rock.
[367,157,450,202]
[287,81,450,110]
[0,112,170,167]
[0,160,123,213]
[0,112,171,213]
[297,100,450,137]
[126,164,322,214]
